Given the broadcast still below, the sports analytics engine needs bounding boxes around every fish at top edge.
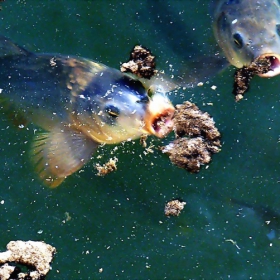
[211,0,280,77]
[0,35,175,188]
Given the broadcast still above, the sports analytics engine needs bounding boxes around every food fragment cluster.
[120,45,157,79]
[95,157,118,176]
[0,240,56,280]
[233,57,271,101]
[162,101,221,173]
[164,199,186,216]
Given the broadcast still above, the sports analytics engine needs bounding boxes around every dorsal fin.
[0,35,31,58]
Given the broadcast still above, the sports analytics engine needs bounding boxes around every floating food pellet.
[165,199,186,217]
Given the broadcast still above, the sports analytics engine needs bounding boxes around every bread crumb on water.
[161,101,221,173]
[120,45,157,79]
[0,240,56,280]
[165,199,186,217]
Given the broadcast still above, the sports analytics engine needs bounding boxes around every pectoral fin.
[0,34,31,58]
[31,125,99,188]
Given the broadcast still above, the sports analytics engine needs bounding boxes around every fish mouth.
[144,94,175,138]
[257,54,280,77]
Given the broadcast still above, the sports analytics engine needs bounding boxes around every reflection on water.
[0,1,280,279]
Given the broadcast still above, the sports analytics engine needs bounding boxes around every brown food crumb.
[95,157,118,176]
[162,101,221,173]
[163,137,218,173]
[173,102,221,140]
[120,45,157,79]
[140,134,148,148]
[165,199,186,216]
[233,57,271,101]
[0,240,56,280]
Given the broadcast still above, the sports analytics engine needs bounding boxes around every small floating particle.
[95,157,118,176]
[225,239,241,250]
[140,134,148,148]
[50,57,56,67]
[62,212,71,224]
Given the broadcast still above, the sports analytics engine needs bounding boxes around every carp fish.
[212,0,280,77]
[0,35,174,187]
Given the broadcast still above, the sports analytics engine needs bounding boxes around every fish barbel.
[0,35,174,187]
[212,0,280,77]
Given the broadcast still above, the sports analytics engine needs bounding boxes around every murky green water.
[1,1,280,279]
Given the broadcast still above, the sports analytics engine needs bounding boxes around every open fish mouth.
[150,109,174,138]
[257,54,280,77]
[144,94,175,138]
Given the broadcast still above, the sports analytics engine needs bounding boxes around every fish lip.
[257,54,280,77]
[144,101,175,138]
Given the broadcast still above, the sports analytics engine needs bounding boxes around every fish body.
[212,0,280,77]
[0,36,174,187]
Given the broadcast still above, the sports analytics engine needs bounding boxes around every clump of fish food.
[0,240,56,280]
[162,101,221,173]
[164,199,186,217]
[233,57,271,102]
[120,45,157,79]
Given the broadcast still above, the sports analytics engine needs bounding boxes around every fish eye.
[233,33,243,49]
[105,105,120,118]
[276,24,280,37]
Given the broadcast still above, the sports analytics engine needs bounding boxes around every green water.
[1,1,280,279]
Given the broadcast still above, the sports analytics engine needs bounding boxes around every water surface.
[0,1,280,279]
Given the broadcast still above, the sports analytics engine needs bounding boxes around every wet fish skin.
[0,36,174,187]
[212,0,280,77]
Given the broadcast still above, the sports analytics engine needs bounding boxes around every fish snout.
[144,94,175,138]
[256,53,280,77]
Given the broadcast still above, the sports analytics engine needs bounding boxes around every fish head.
[72,70,174,144]
[213,0,280,77]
